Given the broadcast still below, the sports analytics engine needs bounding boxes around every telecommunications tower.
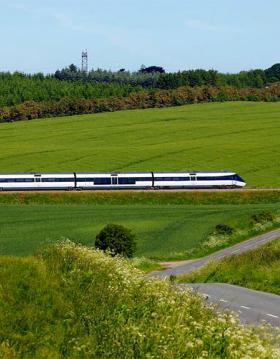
[81,50,88,73]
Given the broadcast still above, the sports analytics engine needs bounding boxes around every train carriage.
[0,173,75,191]
[75,172,153,189]
[153,172,245,189]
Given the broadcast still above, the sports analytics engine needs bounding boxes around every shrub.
[250,211,276,225]
[215,223,234,235]
[95,223,136,258]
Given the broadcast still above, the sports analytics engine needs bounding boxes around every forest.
[0,63,280,121]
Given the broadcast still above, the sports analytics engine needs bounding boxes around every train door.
[111,176,118,186]
[34,175,42,188]
[190,174,197,188]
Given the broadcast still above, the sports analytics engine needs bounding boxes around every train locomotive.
[0,171,246,190]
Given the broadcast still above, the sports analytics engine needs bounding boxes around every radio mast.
[81,50,88,73]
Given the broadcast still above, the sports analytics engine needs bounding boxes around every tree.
[139,66,165,74]
[95,224,136,258]
[265,63,280,83]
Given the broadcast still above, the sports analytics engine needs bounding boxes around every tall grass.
[1,190,280,205]
[0,241,279,358]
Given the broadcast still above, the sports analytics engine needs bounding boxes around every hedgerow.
[1,84,280,122]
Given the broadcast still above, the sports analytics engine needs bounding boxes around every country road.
[151,228,280,327]
[154,228,280,278]
[182,284,280,327]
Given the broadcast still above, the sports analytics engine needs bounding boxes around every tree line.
[0,71,143,107]
[0,63,280,108]
[54,63,280,89]
[1,84,280,123]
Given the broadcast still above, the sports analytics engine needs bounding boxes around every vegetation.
[214,224,234,235]
[2,84,280,122]
[53,62,280,88]
[177,238,280,296]
[0,102,280,187]
[95,224,136,258]
[0,241,279,358]
[189,211,280,259]
[0,194,279,260]
[0,71,144,107]
[2,64,279,108]
[1,62,280,122]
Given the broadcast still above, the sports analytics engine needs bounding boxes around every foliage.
[139,65,165,74]
[250,211,276,225]
[95,223,136,258]
[265,63,280,83]
[0,71,143,107]
[178,238,280,296]
[2,83,280,123]
[0,62,280,110]
[0,241,279,358]
[215,223,234,235]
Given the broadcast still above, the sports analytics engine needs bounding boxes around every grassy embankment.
[1,102,280,187]
[0,241,279,358]
[0,192,279,263]
[177,238,280,295]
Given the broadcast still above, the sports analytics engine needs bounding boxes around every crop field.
[0,102,280,187]
[0,199,279,260]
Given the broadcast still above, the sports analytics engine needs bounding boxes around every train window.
[118,178,135,184]
[42,178,73,182]
[35,178,41,182]
[155,177,190,181]
[0,178,35,183]
[93,178,111,185]
[196,176,234,181]
[77,178,111,184]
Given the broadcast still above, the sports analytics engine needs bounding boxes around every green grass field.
[0,199,279,260]
[1,101,280,187]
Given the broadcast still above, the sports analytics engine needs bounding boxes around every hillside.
[0,102,280,187]
[0,241,278,358]
[177,238,280,295]
[0,193,279,258]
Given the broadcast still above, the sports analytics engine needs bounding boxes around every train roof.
[0,171,236,175]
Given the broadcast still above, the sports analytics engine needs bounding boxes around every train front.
[234,173,246,188]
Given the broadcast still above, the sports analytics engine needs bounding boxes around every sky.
[0,0,279,74]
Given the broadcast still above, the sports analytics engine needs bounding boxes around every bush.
[95,224,136,258]
[250,211,276,225]
[215,223,234,235]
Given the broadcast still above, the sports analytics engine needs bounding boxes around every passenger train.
[0,171,246,190]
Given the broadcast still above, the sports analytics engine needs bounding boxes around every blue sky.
[0,0,279,73]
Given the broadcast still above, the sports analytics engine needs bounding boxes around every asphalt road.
[181,283,280,327]
[151,228,280,327]
[154,228,280,278]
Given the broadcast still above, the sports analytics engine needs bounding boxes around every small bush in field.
[95,224,136,258]
[250,211,276,225]
[215,223,234,235]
